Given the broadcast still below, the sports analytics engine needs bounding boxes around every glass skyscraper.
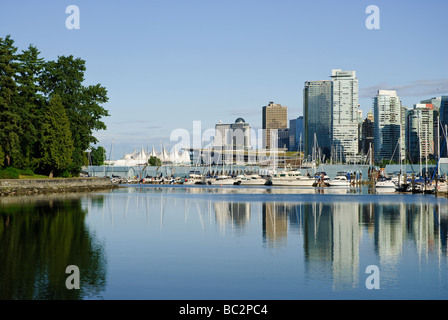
[303,80,332,160]
[373,90,404,162]
[406,104,435,163]
[331,69,359,163]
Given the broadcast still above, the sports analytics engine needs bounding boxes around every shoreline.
[0,177,118,197]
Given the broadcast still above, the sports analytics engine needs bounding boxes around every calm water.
[1,184,448,300]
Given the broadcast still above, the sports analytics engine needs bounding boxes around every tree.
[15,45,46,168]
[0,35,21,167]
[38,94,74,177]
[148,156,162,167]
[89,146,106,166]
[40,56,109,175]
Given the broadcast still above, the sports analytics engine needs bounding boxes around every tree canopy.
[0,35,109,177]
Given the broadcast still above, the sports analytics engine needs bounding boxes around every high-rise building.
[406,104,434,163]
[277,128,290,150]
[303,80,333,159]
[262,102,287,149]
[439,96,448,157]
[214,118,251,151]
[289,116,304,152]
[421,97,441,159]
[373,90,404,162]
[361,109,374,156]
[331,69,359,163]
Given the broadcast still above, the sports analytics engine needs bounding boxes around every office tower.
[331,69,358,162]
[361,109,374,155]
[357,108,363,154]
[214,118,251,151]
[439,96,448,157]
[277,128,289,150]
[331,69,359,163]
[303,81,333,159]
[262,102,287,149]
[421,97,441,110]
[406,104,434,163]
[373,90,404,162]
[289,116,304,152]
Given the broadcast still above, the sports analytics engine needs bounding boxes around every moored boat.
[267,170,315,187]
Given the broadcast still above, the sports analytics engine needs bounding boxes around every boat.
[183,170,206,185]
[267,170,315,187]
[328,175,351,187]
[209,175,237,185]
[235,174,267,186]
[436,179,448,194]
[375,177,396,189]
[313,172,330,187]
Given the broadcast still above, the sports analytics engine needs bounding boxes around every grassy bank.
[0,167,48,180]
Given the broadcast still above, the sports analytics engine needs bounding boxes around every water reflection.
[0,194,107,300]
[2,188,448,299]
[98,189,448,292]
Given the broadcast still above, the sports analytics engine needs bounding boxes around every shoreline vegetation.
[0,35,109,178]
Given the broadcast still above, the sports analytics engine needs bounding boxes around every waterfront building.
[262,102,287,149]
[406,103,435,163]
[214,118,251,151]
[113,146,191,166]
[289,116,304,152]
[303,80,333,159]
[331,69,359,163]
[373,90,404,163]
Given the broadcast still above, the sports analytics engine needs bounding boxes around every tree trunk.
[49,169,54,178]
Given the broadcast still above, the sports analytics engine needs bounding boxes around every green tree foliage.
[0,35,109,177]
[15,45,45,168]
[40,56,109,174]
[89,146,106,166]
[0,35,21,167]
[38,95,74,177]
[148,156,162,167]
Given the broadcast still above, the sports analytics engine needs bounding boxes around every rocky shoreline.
[0,177,118,197]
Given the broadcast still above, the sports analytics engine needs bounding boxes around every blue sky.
[1,0,447,160]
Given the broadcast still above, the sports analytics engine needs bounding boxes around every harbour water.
[1,184,448,300]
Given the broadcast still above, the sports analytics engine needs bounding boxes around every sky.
[1,0,447,160]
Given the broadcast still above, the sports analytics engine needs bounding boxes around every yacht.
[266,170,315,187]
[375,177,396,189]
[209,175,237,185]
[183,170,206,185]
[235,174,267,186]
[328,175,351,187]
[437,179,448,194]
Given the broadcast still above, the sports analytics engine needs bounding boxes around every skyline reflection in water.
[1,186,448,299]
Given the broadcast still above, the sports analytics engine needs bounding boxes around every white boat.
[375,178,396,189]
[267,170,315,187]
[183,170,206,185]
[209,175,237,185]
[437,180,448,194]
[328,175,351,187]
[235,174,267,186]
